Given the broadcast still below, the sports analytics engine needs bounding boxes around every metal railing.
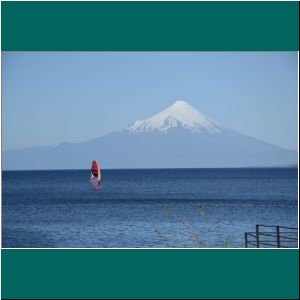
[244,225,298,248]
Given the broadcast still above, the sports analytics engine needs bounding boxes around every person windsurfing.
[89,160,102,189]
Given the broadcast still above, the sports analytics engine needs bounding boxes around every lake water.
[2,168,298,248]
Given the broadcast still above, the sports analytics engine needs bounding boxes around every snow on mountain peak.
[127,100,222,134]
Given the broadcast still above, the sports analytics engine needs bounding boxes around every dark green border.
[1,1,299,299]
[1,1,299,51]
[2,249,299,299]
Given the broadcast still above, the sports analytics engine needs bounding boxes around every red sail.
[91,160,99,177]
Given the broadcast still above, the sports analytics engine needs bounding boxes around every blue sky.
[2,52,298,151]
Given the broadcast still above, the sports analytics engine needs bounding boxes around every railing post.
[245,232,248,248]
[256,225,260,248]
[276,226,281,248]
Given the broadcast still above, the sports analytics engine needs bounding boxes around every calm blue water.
[2,168,298,248]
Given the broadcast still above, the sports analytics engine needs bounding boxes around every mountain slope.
[128,101,221,134]
[2,101,297,170]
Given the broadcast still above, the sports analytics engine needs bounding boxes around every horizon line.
[2,165,298,172]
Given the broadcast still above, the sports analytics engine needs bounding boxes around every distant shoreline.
[2,165,298,172]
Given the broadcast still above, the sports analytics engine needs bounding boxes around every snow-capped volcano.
[3,100,297,170]
[127,101,222,134]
